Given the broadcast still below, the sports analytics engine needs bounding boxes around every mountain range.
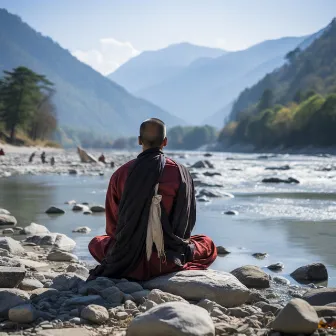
[108,42,226,93]
[110,35,312,126]
[0,9,183,138]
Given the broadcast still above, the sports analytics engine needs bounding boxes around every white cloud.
[72,38,140,75]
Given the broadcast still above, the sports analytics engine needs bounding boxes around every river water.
[1,151,336,286]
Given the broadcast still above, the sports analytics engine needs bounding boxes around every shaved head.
[139,118,167,149]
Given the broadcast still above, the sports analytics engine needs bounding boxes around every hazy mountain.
[0,9,183,139]
[230,20,335,121]
[108,42,226,93]
[137,36,308,125]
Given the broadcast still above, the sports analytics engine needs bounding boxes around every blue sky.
[1,0,335,74]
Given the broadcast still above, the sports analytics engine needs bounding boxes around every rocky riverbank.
[1,152,336,335]
[1,209,336,335]
[0,148,136,179]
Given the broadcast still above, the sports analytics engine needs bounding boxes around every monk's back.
[114,157,180,215]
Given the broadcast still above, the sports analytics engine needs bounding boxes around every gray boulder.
[0,288,29,317]
[0,214,17,226]
[314,305,336,317]
[130,290,151,304]
[63,295,105,307]
[90,205,105,213]
[267,262,284,271]
[303,288,336,306]
[224,210,239,215]
[72,204,90,212]
[290,263,328,282]
[147,289,188,304]
[66,264,89,278]
[79,277,115,295]
[127,302,215,336]
[72,226,91,233]
[216,246,230,255]
[0,266,26,288]
[24,233,76,251]
[271,298,319,334]
[0,237,25,255]
[191,160,214,169]
[100,286,124,304]
[9,303,37,323]
[51,273,85,291]
[47,250,78,262]
[0,208,10,215]
[80,304,109,324]
[143,270,250,308]
[21,223,49,235]
[116,281,144,294]
[2,228,14,234]
[45,206,65,214]
[19,278,44,291]
[231,265,270,289]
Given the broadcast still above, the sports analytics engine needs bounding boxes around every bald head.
[139,118,167,149]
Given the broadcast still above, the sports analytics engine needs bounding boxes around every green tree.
[258,89,274,112]
[0,66,54,142]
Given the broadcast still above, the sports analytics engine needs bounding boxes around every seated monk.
[88,118,217,281]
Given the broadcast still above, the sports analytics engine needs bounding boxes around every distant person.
[0,148,4,156]
[50,157,55,166]
[88,118,217,281]
[41,151,47,164]
[110,161,115,168]
[29,152,36,163]
[98,153,106,164]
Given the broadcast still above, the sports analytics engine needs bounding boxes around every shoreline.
[0,218,334,335]
[1,151,336,335]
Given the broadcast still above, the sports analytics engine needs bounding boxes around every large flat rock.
[127,301,215,336]
[0,237,24,255]
[143,270,250,307]
[37,329,94,336]
[24,233,76,251]
[303,288,336,306]
[0,267,26,288]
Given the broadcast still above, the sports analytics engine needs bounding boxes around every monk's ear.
[162,137,168,147]
[138,136,142,146]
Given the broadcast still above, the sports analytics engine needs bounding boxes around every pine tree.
[0,66,54,143]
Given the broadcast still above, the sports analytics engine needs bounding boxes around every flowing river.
[1,150,336,286]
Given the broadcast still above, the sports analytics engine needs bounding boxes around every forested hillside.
[230,19,336,121]
[220,19,336,149]
[0,9,183,141]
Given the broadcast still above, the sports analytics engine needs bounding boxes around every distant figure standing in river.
[29,152,36,163]
[50,157,55,166]
[0,148,4,156]
[41,151,47,164]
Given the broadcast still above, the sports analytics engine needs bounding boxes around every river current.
[1,151,336,286]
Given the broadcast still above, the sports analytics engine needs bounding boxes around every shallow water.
[1,151,336,286]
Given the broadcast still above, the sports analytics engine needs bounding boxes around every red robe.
[89,157,217,280]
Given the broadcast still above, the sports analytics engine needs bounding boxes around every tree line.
[219,89,336,148]
[0,66,57,144]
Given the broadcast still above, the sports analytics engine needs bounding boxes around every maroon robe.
[88,157,217,280]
